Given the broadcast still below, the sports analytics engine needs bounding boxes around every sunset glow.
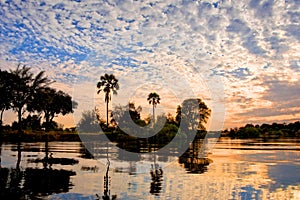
[1,0,299,130]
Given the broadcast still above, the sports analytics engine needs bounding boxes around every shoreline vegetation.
[1,120,300,143]
[1,67,299,144]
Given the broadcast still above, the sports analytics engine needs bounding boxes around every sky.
[0,0,299,131]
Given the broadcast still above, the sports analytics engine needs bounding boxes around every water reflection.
[28,138,79,166]
[0,166,76,199]
[150,163,164,195]
[0,140,2,167]
[0,141,77,199]
[179,139,213,174]
[0,139,299,199]
[24,168,75,195]
[96,143,117,200]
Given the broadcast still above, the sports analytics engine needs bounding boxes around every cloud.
[0,0,299,129]
[249,0,274,19]
[263,77,300,102]
[237,77,300,118]
[285,25,300,41]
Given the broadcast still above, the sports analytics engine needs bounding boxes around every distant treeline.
[221,121,300,138]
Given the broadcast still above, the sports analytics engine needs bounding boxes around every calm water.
[1,138,300,199]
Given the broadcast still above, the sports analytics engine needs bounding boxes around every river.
[0,138,300,199]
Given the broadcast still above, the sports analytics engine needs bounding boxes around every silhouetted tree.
[97,74,119,128]
[10,64,51,133]
[77,110,104,133]
[147,92,160,124]
[112,102,146,128]
[129,102,142,122]
[0,70,14,127]
[175,105,181,126]
[28,87,77,131]
[21,114,42,130]
[177,98,211,131]
[222,121,300,138]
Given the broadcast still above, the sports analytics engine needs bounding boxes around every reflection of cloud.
[268,164,300,191]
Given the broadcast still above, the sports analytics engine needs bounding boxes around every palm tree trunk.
[106,100,109,128]
[153,104,155,124]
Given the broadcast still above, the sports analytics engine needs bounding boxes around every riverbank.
[0,128,299,143]
[0,130,81,142]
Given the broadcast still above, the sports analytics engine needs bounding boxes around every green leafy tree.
[28,87,77,131]
[147,92,160,124]
[10,64,52,133]
[97,74,119,128]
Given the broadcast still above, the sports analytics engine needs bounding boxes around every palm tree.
[10,64,52,133]
[147,92,160,124]
[97,74,119,128]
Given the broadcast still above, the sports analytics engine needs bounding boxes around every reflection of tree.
[16,141,22,170]
[179,139,213,174]
[103,159,111,200]
[23,168,75,196]
[0,142,76,199]
[26,140,76,197]
[0,140,2,167]
[0,140,23,199]
[150,155,163,196]
[0,167,75,199]
[96,143,117,200]
[79,143,94,159]
[0,168,23,199]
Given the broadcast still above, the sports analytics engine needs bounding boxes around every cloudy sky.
[0,0,299,131]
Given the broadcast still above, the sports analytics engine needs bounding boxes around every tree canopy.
[9,64,52,132]
[0,70,15,125]
[28,87,77,131]
[0,64,77,132]
[176,98,211,132]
